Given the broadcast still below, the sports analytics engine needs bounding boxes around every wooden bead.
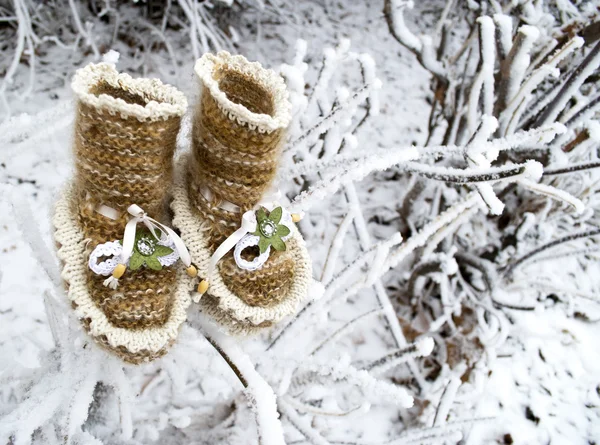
[112,263,126,279]
[197,279,209,295]
[291,213,302,223]
[186,265,198,278]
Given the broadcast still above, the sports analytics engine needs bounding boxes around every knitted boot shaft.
[71,63,186,330]
[189,52,295,307]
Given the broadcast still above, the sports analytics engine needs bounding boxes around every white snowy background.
[1,1,600,444]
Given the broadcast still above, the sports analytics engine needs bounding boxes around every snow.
[194,314,286,445]
[493,14,513,58]
[537,40,600,126]
[504,25,540,112]
[102,50,120,65]
[2,1,600,444]
[500,36,583,136]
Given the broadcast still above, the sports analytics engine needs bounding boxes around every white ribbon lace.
[89,237,180,276]
[205,189,293,281]
[122,204,192,267]
[87,204,193,289]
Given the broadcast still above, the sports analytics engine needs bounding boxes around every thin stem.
[404,162,529,184]
[321,210,356,283]
[543,160,600,176]
[286,84,373,155]
[503,229,600,277]
[279,399,332,445]
[383,0,447,83]
[310,309,383,356]
[563,92,600,129]
[535,40,600,127]
[204,335,248,387]
[363,341,429,374]
[190,313,285,445]
[344,185,427,389]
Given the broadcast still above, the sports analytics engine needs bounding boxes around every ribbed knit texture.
[55,185,194,364]
[73,63,185,329]
[171,155,312,335]
[54,62,191,363]
[188,51,297,308]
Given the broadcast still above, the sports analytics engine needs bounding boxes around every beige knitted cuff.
[72,62,188,122]
[194,51,292,133]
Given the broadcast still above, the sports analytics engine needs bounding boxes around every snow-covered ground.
[1,1,600,444]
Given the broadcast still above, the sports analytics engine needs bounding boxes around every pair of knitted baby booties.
[53,53,312,364]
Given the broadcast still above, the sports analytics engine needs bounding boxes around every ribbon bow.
[103,204,196,289]
[196,190,302,299]
[122,204,192,267]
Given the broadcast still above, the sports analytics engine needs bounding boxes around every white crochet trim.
[54,184,193,354]
[234,234,270,271]
[194,52,292,133]
[71,62,188,122]
[88,240,122,276]
[171,155,312,329]
[88,236,180,276]
[156,235,181,267]
[230,205,293,271]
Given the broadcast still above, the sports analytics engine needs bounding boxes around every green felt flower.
[253,206,291,254]
[128,229,173,271]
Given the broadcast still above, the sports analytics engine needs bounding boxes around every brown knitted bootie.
[172,52,312,335]
[54,62,194,363]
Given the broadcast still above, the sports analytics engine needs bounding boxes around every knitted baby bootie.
[172,52,312,335]
[53,62,195,363]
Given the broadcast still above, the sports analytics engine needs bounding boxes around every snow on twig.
[267,233,402,352]
[344,184,427,387]
[467,16,495,133]
[496,25,539,117]
[503,229,600,278]
[433,378,461,426]
[289,147,419,212]
[190,313,286,445]
[403,159,542,184]
[309,309,384,356]
[278,398,332,445]
[518,178,585,214]
[363,337,435,375]
[383,0,446,81]
[290,357,414,408]
[383,193,484,272]
[320,209,356,283]
[493,14,512,60]
[500,36,584,136]
[4,185,63,288]
[536,40,600,127]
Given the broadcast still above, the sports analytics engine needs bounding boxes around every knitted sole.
[54,184,194,364]
[171,154,312,335]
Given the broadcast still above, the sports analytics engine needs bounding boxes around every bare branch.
[503,229,600,278]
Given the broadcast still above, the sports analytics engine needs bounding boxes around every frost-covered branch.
[190,313,286,445]
[535,40,600,126]
[278,399,332,445]
[310,309,383,356]
[503,229,600,278]
[403,160,541,184]
[383,0,447,82]
[363,337,435,375]
[496,25,539,117]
